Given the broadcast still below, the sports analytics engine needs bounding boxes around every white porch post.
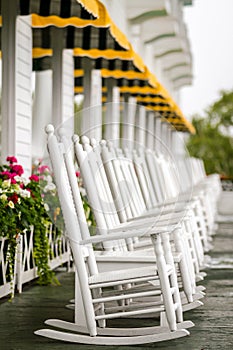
[90,70,102,140]
[51,28,74,137]
[154,116,162,154]
[61,49,75,136]
[32,70,52,159]
[1,3,32,176]
[51,28,64,128]
[161,121,169,154]
[135,105,146,149]
[82,58,102,140]
[167,125,173,154]
[172,130,186,157]
[146,111,155,150]
[82,58,92,137]
[105,78,120,144]
[122,96,137,149]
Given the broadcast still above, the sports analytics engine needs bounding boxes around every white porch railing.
[0,225,71,299]
[0,237,17,299]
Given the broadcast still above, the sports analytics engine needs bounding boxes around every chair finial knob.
[81,135,90,145]
[99,139,107,147]
[72,134,80,143]
[45,124,54,135]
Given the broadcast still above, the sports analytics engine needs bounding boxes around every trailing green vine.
[0,157,95,298]
[0,157,60,297]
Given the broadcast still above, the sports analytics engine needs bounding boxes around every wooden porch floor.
[0,214,233,350]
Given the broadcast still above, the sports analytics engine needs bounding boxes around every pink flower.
[76,171,80,178]
[0,171,12,179]
[0,171,17,180]
[6,156,18,164]
[29,174,39,182]
[10,164,24,176]
[38,165,50,174]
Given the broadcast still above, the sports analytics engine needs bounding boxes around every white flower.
[13,184,21,193]
[80,187,87,196]
[0,194,8,201]
[44,183,56,192]
[44,203,50,211]
[8,201,15,209]
[2,179,11,188]
[19,189,31,198]
[14,175,30,186]
[44,175,53,183]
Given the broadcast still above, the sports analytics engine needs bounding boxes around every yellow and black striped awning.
[0,0,194,133]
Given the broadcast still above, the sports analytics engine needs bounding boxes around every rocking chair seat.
[89,264,172,285]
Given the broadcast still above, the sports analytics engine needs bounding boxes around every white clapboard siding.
[62,50,74,136]
[15,15,32,176]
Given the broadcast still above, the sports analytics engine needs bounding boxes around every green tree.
[186,89,233,177]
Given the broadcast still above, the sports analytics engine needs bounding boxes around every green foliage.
[0,158,58,296]
[0,156,96,298]
[186,89,233,177]
[207,89,233,128]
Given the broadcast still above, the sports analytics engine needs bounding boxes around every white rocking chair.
[35,125,192,345]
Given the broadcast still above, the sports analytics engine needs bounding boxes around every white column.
[105,78,120,144]
[90,70,102,140]
[122,96,137,149]
[82,58,92,137]
[167,126,173,154]
[82,58,102,140]
[154,116,162,154]
[161,121,169,155]
[51,27,74,137]
[51,28,64,128]
[62,49,75,137]
[135,105,146,149]
[146,111,155,150]
[32,70,52,159]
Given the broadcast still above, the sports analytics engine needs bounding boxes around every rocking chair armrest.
[79,226,172,246]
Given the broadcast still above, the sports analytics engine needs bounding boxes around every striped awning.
[0,0,194,133]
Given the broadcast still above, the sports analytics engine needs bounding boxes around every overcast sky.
[180,0,233,118]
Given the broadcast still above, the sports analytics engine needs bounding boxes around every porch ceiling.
[126,0,171,24]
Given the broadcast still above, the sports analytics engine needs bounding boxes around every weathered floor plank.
[0,222,233,350]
